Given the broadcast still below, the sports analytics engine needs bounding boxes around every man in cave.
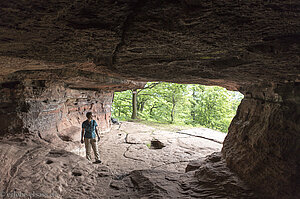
[81,112,102,164]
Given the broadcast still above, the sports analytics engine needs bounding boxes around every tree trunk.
[171,96,176,123]
[137,102,140,112]
[191,90,196,122]
[150,105,157,116]
[131,90,137,119]
[140,102,145,112]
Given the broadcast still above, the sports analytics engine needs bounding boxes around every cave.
[0,0,299,198]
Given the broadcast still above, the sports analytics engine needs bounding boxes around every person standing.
[81,112,102,164]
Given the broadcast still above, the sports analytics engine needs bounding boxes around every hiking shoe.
[93,160,102,164]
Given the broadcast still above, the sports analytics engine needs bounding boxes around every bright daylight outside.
[101,82,244,174]
[112,82,243,133]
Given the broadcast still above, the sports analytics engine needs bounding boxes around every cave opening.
[0,78,297,198]
[95,82,243,174]
[111,82,244,133]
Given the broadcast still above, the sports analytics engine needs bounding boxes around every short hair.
[86,112,93,118]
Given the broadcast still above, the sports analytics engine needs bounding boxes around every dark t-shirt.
[82,120,98,138]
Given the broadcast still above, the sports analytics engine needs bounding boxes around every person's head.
[86,112,93,120]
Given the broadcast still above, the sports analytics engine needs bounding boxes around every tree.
[132,82,160,119]
[111,90,132,120]
[186,85,242,132]
[112,82,243,133]
[131,89,138,119]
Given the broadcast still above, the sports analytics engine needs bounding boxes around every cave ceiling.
[0,0,299,91]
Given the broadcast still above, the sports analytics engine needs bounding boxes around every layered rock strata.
[223,83,300,198]
[0,1,299,89]
[0,79,144,152]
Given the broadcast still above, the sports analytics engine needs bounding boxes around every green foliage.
[112,90,132,121]
[187,85,242,132]
[112,82,243,133]
[146,143,151,149]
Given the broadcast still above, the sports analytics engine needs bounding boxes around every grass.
[124,119,204,132]
[146,143,151,149]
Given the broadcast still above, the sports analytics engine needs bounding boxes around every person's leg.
[91,138,100,161]
[84,138,92,161]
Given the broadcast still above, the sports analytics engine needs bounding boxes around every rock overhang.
[0,0,298,91]
[0,56,146,92]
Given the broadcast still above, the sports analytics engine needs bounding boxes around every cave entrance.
[100,82,243,174]
[112,82,243,133]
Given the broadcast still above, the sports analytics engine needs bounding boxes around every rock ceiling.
[0,0,299,90]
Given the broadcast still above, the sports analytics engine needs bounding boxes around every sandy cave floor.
[78,121,226,175]
[0,122,258,199]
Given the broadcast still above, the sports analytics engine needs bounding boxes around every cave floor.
[0,122,257,198]
[95,121,225,175]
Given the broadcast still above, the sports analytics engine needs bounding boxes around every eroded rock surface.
[0,1,299,89]
[0,80,144,153]
[223,83,300,198]
[0,137,257,198]
[97,121,224,174]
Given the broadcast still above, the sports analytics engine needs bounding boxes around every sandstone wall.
[0,80,113,149]
[222,83,300,198]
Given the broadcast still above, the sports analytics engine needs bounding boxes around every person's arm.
[95,126,100,142]
[81,128,85,144]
